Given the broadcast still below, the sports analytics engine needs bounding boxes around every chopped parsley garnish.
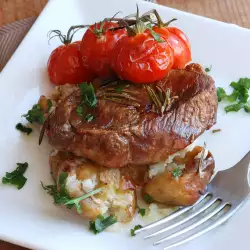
[85,113,94,122]
[15,123,32,135]
[2,162,28,189]
[76,105,84,116]
[130,225,143,236]
[143,193,154,204]
[23,104,44,124]
[64,187,103,213]
[41,172,72,207]
[212,129,221,133]
[172,166,182,177]
[76,82,97,121]
[138,208,146,217]
[47,99,53,111]
[226,90,239,102]
[205,65,212,73]
[89,215,117,234]
[225,103,244,113]
[217,78,250,113]
[80,82,97,108]
[217,87,227,102]
[244,104,250,113]
[41,172,103,213]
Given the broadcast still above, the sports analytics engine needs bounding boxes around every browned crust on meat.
[47,64,217,168]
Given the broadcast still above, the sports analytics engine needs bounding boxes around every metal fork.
[135,151,250,249]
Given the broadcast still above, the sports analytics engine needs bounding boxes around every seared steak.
[47,63,218,168]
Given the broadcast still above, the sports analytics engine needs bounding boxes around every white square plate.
[0,0,250,249]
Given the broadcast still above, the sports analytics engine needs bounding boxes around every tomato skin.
[111,33,174,84]
[153,27,191,69]
[48,41,94,85]
[80,22,127,78]
[168,27,191,49]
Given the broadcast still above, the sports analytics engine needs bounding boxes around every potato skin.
[50,147,214,216]
[50,151,136,223]
[143,149,215,206]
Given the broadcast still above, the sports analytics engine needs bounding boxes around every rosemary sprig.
[101,87,137,95]
[103,97,140,107]
[98,81,141,107]
[156,86,164,102]
[99,92,137,102]
[162,88,178,113]
[145,85,178,115]
[145,85,162,111]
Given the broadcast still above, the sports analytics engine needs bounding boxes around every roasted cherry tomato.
[47,28,95,85]
[80,21,127,78]
[111,31,174,84]
[152,18,191,69]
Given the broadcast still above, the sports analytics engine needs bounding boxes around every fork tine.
[145,197,218,239]
[163,210,233,249]
[154,202,228,245]
[135,192,210,235]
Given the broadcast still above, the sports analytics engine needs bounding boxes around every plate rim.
[1,1,250,250]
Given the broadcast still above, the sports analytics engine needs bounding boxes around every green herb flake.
[64,187,103,214]
[89,215,117,234]
[47,99,53,111]
[172,166,182,178]
[216,87,227,102]
[230,78,250,91]
[225,103,244,113]
[239,88,249,103]
[22,104,44,124]
[205,65,212,73]
[58,172,69,196]
[41,172,71,207]
[143,193,154,204]
[138,208,146,217]
[229,78,250,104]
[226,90,239,102]
[80,82,97,108]
[15,123,33,135]
[85,113,94,122]
[77,82,97,121]
[244,104,250,113]
[2,162,28,190]
[217,78,250,113]
[41,172,103,213]
[76,105,84,116]
[130,225,143,236]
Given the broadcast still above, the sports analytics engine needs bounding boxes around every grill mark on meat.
[47,64,218,168]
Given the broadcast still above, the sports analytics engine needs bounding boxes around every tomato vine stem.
[48,25,89,45]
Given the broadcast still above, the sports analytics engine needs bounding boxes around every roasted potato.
[50,151,136,223]
[143,146,215,206]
